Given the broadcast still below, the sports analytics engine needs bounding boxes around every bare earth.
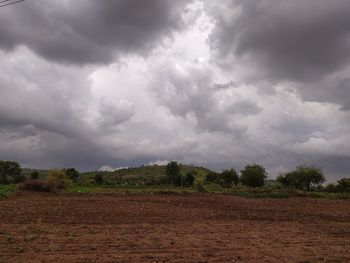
[0,192,349,263]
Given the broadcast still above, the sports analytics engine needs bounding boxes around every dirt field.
[0,193,350,263]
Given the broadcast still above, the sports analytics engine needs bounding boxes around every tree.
[240,164,267,187]
[0,160,22,184]
[65,168,79,183]
[31,171,39,180]
[46,170,70,191]
[205,171,221,184]
[184,170,196,186]
[166,161,180,185]
[277,166,325,191]
[336,178,350,193]
[221,169,239,187]
[94,172,104,185]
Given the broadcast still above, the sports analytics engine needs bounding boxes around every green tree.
[166,161,180,185]
[94,172,104,185]
[205,171,221,184]
[30,171,39,180]
[46,170,70,191]
[184,170,196,186]
[220,169,239,187]
[240,164,267,188]
[336,178,350,193]
[65,168,79,183]
[0,160,22,184]
[277,166,325,191]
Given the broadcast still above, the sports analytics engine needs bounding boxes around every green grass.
[307,191,350,199]
[0,184,16,200]
[67,183,350,199]
[67,184,197,195]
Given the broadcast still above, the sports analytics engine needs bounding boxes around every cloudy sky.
[1,0,350,181]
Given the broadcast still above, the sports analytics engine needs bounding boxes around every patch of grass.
[233,191,291,199]
[0,184,16,200]
[68,185,93,194]
[308,192,350,199]
[15,246,24,253]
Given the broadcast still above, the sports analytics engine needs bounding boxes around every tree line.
[1,160,350,193]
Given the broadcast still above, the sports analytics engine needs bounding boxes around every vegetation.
[166,161,180,185]
[240,164,267,187]
[0,184,16,199]
[1,159,349,199]
[277,165,325,191]
[64,168,79,183]
[205,169,239,188]
[0,161,22,184]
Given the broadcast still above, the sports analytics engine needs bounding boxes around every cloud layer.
[0,0,349,181]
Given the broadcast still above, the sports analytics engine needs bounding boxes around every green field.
[0,184,15,199]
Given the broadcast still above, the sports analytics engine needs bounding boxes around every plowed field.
[1,192,350,262]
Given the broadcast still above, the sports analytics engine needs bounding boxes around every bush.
[13,174,27,183]
[18,179,50,192]
[166,161,180,185]
[325,183,337,193]
[65,168,79,183]
[221,169,239,187]
[240,164,267,188]
[30,171,39,180]
[94,173,104,185]
[184,170,196,186]
[46,170,70,191]
[277,166,325,191]
[0,160,22,184]
[205,172,221,184]
[337,178,350,193]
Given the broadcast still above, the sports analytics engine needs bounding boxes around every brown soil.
[0,192,350,263]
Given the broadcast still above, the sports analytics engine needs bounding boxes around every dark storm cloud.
[0,0,192,64]
[208,0,350,82]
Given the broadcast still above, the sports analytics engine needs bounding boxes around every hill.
[80,164,212,186]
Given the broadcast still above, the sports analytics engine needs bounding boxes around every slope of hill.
[80,164,212,186]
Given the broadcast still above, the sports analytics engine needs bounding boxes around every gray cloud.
[0,0,192,64]
[0,1,349,181]
[208,0,350,82]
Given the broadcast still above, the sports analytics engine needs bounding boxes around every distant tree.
[240,164,267,188]
[221,169,239,187]
[205,171,221,184]
[31,171,39,180]
[277,166,325,191]
[184,170,196,186]
[0,160,22,184]
[65,168,79,183]
[94,172,104,185]
[166,161,180,185]
[336,178,350,193]
[324,183,337,193]
[46,170,70,191]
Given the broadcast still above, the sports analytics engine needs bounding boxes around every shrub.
[13,174,27,183]
[65,168,79,183]
[94,173,104,185]
[166,161,180,185]
[220,169,239,187]
[205,171,221,184]
[30,171,39,180]
[325,183,337,193]
[0,160,22,184]
[277,166,325,191]
[184,171,196,186]
[240,164,267,188]
[337,178,350,193]
[46,170,70,191]
[18,179,50,192]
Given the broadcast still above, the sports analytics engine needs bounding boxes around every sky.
[0,0,350,181]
